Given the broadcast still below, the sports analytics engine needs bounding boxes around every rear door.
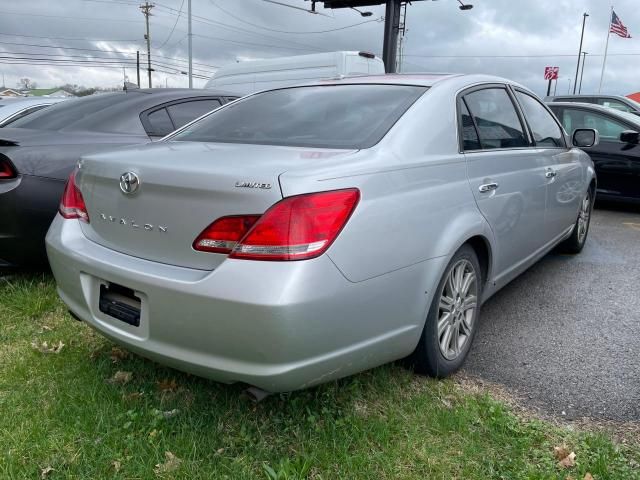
[552,105,639,200]
[461,85,548,284]
[513,89,581,240]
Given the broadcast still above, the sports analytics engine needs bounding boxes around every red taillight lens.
[231,188,360,261]
[0,157,16,179]
[59,171,89,222]
[193,215,261,254]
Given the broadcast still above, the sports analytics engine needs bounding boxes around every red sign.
[544,66,559,80]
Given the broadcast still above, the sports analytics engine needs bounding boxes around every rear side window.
[463,88,528,150]
[561,108,630,141]
[146,108,174,136]
[172,84,427,149]
[459,100,480,150]
[167,99,221,129]
[515,92,565,148]
[596,98,634,113]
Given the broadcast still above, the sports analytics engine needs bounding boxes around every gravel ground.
[464,203,640,421]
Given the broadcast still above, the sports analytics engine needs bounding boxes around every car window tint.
[167,99,221,129]
[515,92,565,147]
[463,88,528,149]
[561,109,629,141]
[460,100,480,150]
[146,108,174,136]
[596,98,633,113]
[172,85,427,149]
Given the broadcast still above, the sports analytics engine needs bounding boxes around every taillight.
[233,188,359,261]
[0,157,16,179]
[59,171,89,222]
[193,215,261,254]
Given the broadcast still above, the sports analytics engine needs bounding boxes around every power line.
[0,9,143,23]
[209,0,381,34]
[151,4,324,52]
[0,32,140,43]
[0,40,218,69]
[156,0,186,49]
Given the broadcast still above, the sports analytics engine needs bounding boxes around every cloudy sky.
[0,0,639,97]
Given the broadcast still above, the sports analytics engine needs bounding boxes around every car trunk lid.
[77,141,355,270]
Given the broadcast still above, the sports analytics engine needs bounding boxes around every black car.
[546,95,640,116]
[548,102,640,203]
[0,88,235,267]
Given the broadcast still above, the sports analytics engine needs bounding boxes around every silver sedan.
[46,74,597,392]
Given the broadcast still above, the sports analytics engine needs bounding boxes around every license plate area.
[99,282,141,327]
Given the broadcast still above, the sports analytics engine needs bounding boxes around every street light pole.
[578,51,588,94]
[573,12,588,95]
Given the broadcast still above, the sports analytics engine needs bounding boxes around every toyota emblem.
[119,172,140,195]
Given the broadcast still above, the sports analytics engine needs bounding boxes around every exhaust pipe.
[244,386,271,403]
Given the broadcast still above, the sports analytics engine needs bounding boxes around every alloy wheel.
[577,190,591,244]
[437,259,478,361]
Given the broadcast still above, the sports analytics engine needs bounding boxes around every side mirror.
[572,128,599,148]
[619,130,640,144]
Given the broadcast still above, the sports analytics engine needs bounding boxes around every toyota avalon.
[46,74,597,392]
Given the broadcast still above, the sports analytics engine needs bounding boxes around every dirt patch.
[454,372,640,445]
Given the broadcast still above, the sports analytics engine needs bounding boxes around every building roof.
[27,88,75,97]
[0,88,25,97]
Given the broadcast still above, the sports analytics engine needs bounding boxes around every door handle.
[545,169,557,179]
[478,182,499,193]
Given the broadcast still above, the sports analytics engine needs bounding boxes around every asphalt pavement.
[464,203,640,421]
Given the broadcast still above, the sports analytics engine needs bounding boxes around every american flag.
[610,10,631,38]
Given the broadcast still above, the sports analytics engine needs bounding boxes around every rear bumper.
[46,215,444,392]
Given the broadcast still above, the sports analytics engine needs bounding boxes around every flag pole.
[598,5,614,93]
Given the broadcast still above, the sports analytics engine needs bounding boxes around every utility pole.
[140,2,154,88]
[573,12,588,94]
[188,0,193,88]
[382,0,402,73]
[396,2,408,72]
[136,50,141,87]
[578,51,588,94]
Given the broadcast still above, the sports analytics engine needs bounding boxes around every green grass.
[0,274,638,479]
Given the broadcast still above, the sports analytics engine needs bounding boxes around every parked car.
[546,94,640,116]
[0,88,235,267]
[46,74,597,392]
[205,51,385,95]
[548,102,640,203]
[0,97,67,127]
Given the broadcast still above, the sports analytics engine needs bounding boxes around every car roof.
[286,73,527,93]
[113,88,237,98]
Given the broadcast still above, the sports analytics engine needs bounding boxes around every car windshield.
[171,84,427,149]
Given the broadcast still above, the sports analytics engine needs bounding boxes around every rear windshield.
[8,92,145,134]
[171,84,427,149]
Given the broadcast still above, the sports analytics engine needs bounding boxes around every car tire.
[560,188,593,254]
[411,244,482,378]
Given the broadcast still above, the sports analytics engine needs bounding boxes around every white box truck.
[204,51,385,96]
